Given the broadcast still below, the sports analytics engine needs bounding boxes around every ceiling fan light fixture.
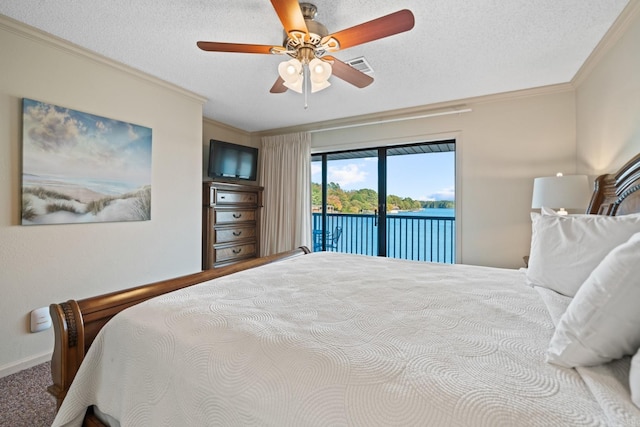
[278,58,303,93]
[311,79,331,93]
[310,58,331,79]
[309,58,332,92]
[284,79,304,93]
[279,58,302,79]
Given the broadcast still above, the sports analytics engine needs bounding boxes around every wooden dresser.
[202,181,263,269]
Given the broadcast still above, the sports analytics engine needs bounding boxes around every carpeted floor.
[0,362,57,427]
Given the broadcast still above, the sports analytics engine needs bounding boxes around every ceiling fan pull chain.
[304,64,309,110]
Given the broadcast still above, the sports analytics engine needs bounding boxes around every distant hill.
[312,182,454,213]
[420,200,455,209]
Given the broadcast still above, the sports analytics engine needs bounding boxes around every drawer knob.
[232,231,242,236]
[232,248,242,254]
[233,213,242,219]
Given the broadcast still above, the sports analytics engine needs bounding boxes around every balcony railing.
[312,212,455,263]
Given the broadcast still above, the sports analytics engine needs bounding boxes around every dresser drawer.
[214,243,257,263]
[214,226,256,244]
[203,182,263,269]
[216,190,258,205]
[215,209,255,224]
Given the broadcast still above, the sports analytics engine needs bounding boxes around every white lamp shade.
[531,174,591,210]
[278,59,303,93]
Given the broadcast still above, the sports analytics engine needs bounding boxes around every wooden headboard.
[587,152,640,215]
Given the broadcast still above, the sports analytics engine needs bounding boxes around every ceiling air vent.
[344,56,374,74]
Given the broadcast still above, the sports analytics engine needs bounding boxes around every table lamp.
[531,173,591,215]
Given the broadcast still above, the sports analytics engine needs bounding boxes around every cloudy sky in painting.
[22,98,152,188]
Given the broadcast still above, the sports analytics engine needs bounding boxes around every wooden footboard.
[48,246,310,411]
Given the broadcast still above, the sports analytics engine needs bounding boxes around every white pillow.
[527,212,640,296]
[631,348,640,408]
[546,232,640,367]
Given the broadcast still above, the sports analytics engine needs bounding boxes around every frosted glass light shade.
[309,58,331,93]
[311,79,330,93]
[278,59,303,93]
[532,174,591,212]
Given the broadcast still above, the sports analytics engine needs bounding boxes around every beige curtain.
[259,132,312,256]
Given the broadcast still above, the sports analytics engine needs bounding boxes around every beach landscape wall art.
[21,98,152,225]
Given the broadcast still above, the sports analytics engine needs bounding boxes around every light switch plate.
[30,306,52,333]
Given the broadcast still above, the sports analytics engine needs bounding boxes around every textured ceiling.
[0,1,630,132]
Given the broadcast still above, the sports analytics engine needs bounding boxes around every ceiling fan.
[197,0,415,95]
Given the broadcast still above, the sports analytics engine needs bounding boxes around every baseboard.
[0,351,52,379]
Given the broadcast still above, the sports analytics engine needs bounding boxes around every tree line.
[312,182,454,213]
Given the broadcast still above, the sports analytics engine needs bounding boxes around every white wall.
[0,18,205,374]
[575,4,640,174]
[304,89,576,268]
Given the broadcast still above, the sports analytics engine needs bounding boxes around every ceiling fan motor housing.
[299,2,318,20]
[283,2,333,61]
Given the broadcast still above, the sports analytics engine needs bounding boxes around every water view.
[312,208,455,263]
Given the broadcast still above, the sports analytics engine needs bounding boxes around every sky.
[311,151,455,201]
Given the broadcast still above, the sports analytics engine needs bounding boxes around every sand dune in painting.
[22,179,151,224]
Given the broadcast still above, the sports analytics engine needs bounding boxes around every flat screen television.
[208,140,259,181]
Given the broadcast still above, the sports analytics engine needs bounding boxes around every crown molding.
[572,0,640,87]
[202,117,252,137]
[254,83,574,137]
[0,15,207,105]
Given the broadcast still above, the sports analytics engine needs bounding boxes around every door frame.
[312,139,456,259]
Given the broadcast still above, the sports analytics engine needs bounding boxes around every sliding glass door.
[311,151,379,255]
[311,140,456,263]
[385,145,456,262]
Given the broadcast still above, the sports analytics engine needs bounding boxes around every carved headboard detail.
[587,153,640,216]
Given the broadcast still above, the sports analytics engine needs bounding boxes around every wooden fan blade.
[270,0,308,36]
[270,77,288,93]
[325,56,374,88]
[197,41,279,54]
[325,9,414,50]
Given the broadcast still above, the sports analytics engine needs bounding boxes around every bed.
[49,153,640,426]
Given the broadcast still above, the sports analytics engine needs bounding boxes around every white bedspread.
[53,252,640,426]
